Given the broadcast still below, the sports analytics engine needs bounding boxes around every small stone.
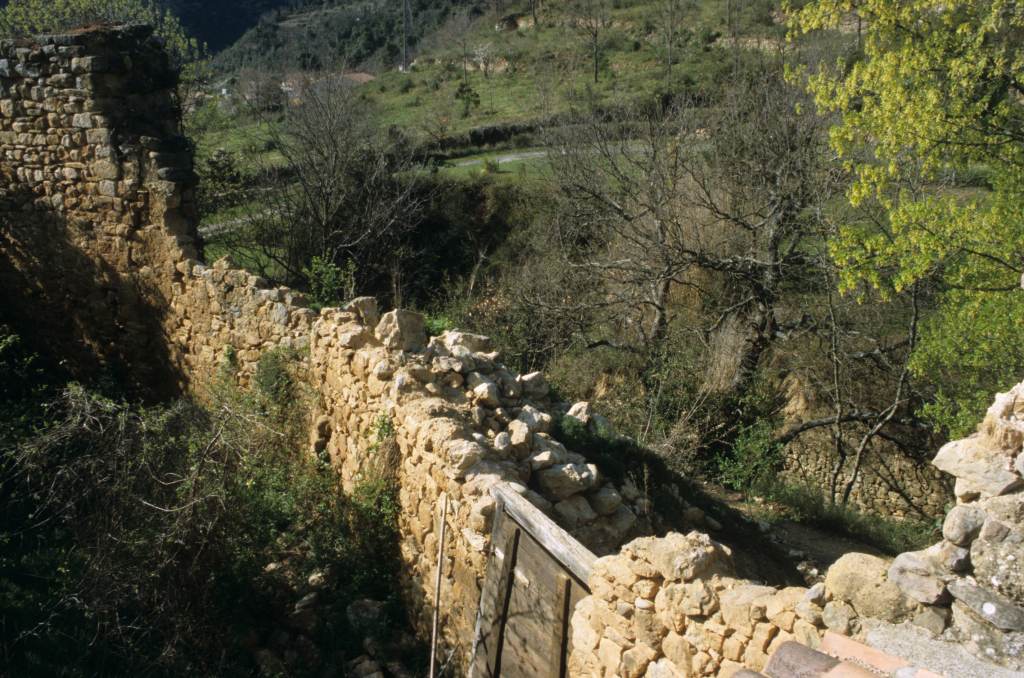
[943,504,988,546]
[822,600,857,635]
[588,485,623,516]
[911,605,951,637]
[536,463,594,500]
[553,494,598,528]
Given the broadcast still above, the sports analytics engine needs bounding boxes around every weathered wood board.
[470,484,596,677]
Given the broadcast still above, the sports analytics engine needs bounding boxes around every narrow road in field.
[451,149,549,167]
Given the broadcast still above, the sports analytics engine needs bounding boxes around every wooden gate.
[469,483,597,678]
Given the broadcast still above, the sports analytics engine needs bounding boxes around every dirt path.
[451,149,549,167]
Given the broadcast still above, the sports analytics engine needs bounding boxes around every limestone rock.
[445,439,485,478]
[588,485,624,516]
[374,310,426,352]
[519,371,549,398]
[647,531,733,583]
[948,578,1024,631]
[439,330,492,353]
[887,550,949,605]
[554,494,599,528]
[566,401,592,426]
[825,553,917,621]
[943,504,988,546]
[951,601,1024,671]
[620,642,658,678]
[517,404,553,433]
[536,463,596,500]
[822,600,857,635]
[911,605,951,637]
[933,435,1023,501]
[719,584,777,632]
[971,516,1024,606]
[472,379,501,408]
[343,296,380,327]
[644,658,687,678]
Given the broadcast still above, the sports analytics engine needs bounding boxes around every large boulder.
[825,553,917,621]
[933,435,1023,501]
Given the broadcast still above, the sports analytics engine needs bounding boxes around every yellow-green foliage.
[789,1,1024,435]
[0,0,202,66]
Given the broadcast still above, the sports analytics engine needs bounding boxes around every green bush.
[304,256,357,309]
[0,356,405,676]
[716,418,782,493]
[254,346,300,405]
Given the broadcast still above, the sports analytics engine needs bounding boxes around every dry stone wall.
[569,381,1024,675]
[0,25,200,393]
[0,26,655,674]
[5,26,1023,678]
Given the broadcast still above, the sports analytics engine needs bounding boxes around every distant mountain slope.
[214,0,475,72]
[162,0,295,52]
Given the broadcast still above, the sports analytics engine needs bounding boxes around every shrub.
[254,346,300,405]
[304,256,357,309]
[715,418,782,493]
[482,158,501,175]
[0,360,405,675]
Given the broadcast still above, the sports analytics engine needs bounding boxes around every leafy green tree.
[0,0,203,68]
[789,0,1024,435]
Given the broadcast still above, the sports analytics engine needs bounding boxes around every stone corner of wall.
[568,379,1024,676]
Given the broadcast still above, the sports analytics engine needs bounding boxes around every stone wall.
[777,376,951,520]
[568,532,826,677]
[780,432,951,521]
[4,25,1021,677]
[568,382,1024,675]
[0,25,199,394]
[0,26,656,674]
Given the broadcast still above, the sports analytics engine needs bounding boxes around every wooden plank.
[470,500,507,678]
[549,574,572,678]
[491,483,598,586]
[500,530,561,678]
[487,523,521,674]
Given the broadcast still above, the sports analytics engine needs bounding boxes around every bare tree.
[222,75,427,300]
[475,42,496,79]
[568,0,611,84]
[660,0,690,77]
[546,60,838,397]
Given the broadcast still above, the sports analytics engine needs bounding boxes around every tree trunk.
[703,302,774,398]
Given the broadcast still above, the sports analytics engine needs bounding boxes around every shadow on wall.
[0,186,179,400]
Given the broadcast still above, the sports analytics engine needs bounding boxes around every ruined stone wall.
[5,26,1021,678]
[569,382,1024,676]
[780,433,951,521]
[0,25,199,394]
[0,27,654,674]
[569,531,826,677]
